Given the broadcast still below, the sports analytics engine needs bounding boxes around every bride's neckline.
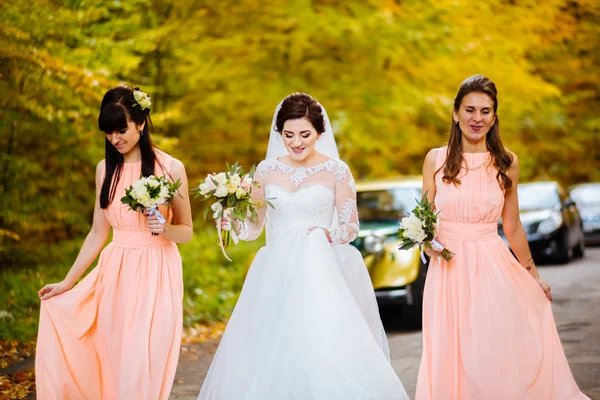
[274,157,336,170]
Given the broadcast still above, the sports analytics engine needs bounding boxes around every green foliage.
[0,1,598,278]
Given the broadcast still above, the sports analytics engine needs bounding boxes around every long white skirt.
[198,228,408,400]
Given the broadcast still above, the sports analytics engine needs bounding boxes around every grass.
[0,225,264,343]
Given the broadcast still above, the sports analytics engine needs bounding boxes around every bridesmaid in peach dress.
[35,86,193,399]
[416,75,589,399]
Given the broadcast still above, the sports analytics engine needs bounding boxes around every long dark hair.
[98,86,158,208]
[441,74,513,189]
[275,93,326,134]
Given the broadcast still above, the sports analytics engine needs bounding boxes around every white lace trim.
[347,174,356,194]
[334,162,348,182]
[259,158,341,187]
[339,198,357,223]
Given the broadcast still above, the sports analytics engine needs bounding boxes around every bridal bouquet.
[193,162,271,261]
[121,175,181,234]
[397,191,455,262]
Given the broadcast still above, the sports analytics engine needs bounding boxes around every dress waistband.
[112,229,171,248]
[437,221,499,242]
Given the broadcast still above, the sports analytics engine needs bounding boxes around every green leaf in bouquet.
[227,196,235,208]
[265,200,275,209]
[248,164,256,178]
[203,205,210,221]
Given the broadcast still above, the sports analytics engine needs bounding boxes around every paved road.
[171,247,600,399]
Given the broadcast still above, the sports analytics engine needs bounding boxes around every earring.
[455,121,459,125]
[140,130,144,136]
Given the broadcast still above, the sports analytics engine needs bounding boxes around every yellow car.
[352,177,426,328]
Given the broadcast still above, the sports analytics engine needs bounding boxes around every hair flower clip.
[133,90,152,111]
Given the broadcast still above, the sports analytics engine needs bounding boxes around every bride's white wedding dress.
[198,157,409,400]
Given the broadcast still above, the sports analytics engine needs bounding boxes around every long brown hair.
[98,86,162,208]
[441,74,513,189]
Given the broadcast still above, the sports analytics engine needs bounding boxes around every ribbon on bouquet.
[146,206,167,224]
[420,239,443,264]
[213,206,239,262]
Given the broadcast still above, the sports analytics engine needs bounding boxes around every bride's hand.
[307,227,332,243]
[218,215,241,232]
[535,277,552,302]
[219,215,231,230]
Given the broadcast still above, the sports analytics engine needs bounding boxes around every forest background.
[1,0,598,353]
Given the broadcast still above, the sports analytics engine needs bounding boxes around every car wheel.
[556,230,573,264]
[573,229,585,259]
[402,264,426,329]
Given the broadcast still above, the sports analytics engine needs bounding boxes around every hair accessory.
[133,90,152,111]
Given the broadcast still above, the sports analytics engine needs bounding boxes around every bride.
[197,93,408,400]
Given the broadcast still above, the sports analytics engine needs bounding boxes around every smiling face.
[453,92,496,144]
[104,116,145,156]
[281,117,320,162]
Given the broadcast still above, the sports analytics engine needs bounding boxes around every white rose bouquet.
[121,175,181,235]
[193,162,272,261]
[397,191,455,262]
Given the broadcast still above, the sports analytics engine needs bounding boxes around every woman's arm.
[315,161,359,244]
[422,148,439,203]
[422,148,444,258]
[148,158,193,243]
[502,153,552,301]
[39,161,112,300]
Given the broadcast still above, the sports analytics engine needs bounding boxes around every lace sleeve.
[238,162,267,241]
[329,161,359,244]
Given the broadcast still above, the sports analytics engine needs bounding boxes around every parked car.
[352,178,425,328]
[570,183,600,245]
[498,181,585,264]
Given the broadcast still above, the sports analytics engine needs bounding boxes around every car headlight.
[364,235,385,254]
[537,212,563,234]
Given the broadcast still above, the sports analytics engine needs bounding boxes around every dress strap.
[155,149,173,176]
[435,146,448,171]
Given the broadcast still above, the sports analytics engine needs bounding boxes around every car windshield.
[357,187,422,222]
[518,183,560,211]
[570,185,600,207]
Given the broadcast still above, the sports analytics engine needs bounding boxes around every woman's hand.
[38,281,72,301]
[307,227,332,243]
[218,214,241,233]
[423,242,444,258]
[147,214,166,235]
[535,277,552,301]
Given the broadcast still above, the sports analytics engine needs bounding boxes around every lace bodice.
[239,158,359,244]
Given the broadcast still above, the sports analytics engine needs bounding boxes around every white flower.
[401,214,427,244]
[235,187,247,199]
[230,173,241,186]
[159,186,169,201]
[211,202,223,219]
[199,182,212,195]
[226,181,238,194]
[133,90,152,110]
[214,173,227,185]
[215,185,229,198]
[205,175,217,191]
[147,176,160,189]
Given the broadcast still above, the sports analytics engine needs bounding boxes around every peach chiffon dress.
[35,151,183,400]
[416,148,589,400]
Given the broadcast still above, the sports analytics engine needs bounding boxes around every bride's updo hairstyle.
[275,93,326,134]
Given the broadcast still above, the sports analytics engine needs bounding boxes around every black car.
[570,183,600,245]
[498,182,585,264]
